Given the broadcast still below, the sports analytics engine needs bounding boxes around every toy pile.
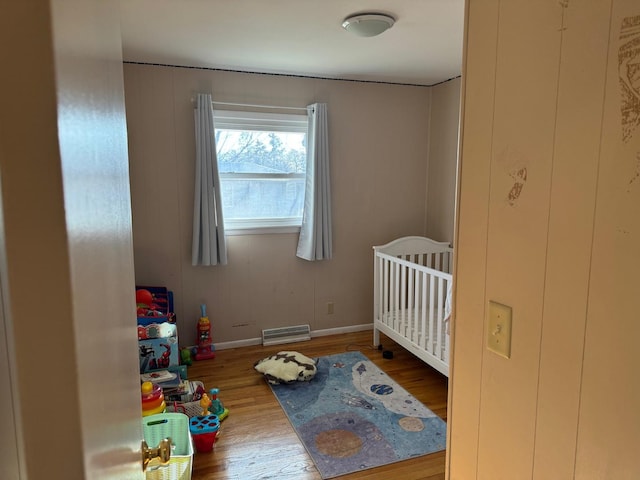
[141,369,191,401]
[137,293,231,456]
[136,286,179,374]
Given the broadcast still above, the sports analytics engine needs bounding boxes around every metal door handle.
[141,438,171,471]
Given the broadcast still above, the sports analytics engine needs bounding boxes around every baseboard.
[213,323,373,351]
[310,323,373,338]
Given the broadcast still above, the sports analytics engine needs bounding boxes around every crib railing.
[373,243,452,376]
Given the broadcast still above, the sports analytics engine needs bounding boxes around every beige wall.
[124,64,439,346]
[449,1,640,479]
[427,77,461,245]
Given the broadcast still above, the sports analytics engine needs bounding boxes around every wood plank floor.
[186,330,448,480]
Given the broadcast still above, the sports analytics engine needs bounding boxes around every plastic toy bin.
[189,415,220,453]
[143,412,193,480]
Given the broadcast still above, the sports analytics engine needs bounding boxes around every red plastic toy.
[195,304,215,361]
[189,415,220,453]
[136,288,154,307]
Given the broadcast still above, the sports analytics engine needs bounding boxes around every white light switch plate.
[487,301,512,358]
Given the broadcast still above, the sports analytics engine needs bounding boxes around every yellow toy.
[199,392,212,416]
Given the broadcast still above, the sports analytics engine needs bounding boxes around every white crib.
[373,236,453,377]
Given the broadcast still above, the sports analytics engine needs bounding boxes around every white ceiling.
[119,0,465,86]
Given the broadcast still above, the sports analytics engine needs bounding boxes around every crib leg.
[373,327,380,348]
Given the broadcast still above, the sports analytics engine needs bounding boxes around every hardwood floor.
[186,330,448,480]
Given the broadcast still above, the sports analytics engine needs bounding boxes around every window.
[213,109,308,233]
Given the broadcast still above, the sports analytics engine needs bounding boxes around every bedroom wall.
[124,63,434,346]
[449,1,640,479]
[426,77,461,245]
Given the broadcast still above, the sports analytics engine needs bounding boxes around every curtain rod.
[210,100,309,112]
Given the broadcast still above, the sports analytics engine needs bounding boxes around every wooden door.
[0,1,145,478]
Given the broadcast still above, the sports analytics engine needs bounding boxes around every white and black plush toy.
[254,351,317,385]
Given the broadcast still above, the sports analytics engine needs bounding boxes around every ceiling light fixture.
[342,13,396,38]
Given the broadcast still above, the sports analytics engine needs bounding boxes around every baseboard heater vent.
[262,324,311,346]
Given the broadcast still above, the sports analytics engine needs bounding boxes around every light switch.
[487,301,512,358]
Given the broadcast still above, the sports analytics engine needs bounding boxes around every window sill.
[225,225,301,236]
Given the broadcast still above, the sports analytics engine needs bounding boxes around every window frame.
[213,109,308,235]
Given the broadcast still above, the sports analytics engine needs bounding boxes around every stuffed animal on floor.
[254,351,317,385]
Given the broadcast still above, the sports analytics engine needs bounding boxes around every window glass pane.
[220,176,305,220]
[216,130,306,174]
[213,113,308,229]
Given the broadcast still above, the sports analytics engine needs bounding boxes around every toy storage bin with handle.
[143,412,193,480]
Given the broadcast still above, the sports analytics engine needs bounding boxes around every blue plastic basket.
[143,412,193,480]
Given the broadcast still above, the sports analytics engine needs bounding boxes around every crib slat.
[377,256,383,323]
[393,260,399,331]
[407,264,414,343]
[414,271,421,345]
[383,257,389,325]
[389,259,393,327]
[400,262,407,336]
[436,276,444,360]
[444,277,451,363]
[384,256,393,324]
[429,271,436,355]
[420,270,427,351]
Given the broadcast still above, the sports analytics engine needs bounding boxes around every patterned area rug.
[268,351,446,479]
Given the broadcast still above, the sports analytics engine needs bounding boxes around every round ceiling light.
[342,13,396,37]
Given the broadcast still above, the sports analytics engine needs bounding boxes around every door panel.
[50,0,144,477]
[0,2,143,478]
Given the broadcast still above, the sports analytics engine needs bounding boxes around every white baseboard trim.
[310,323,373,338]
[213,323,373,351]
[212,337,261,351]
